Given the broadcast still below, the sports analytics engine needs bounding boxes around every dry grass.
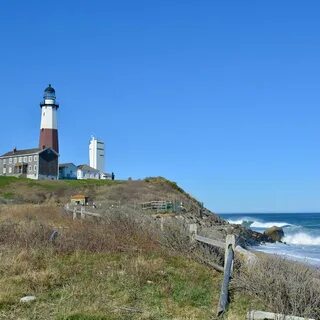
[0,204,224,319]
[4,203,316,319]
[233,254,320,319]
[0,176,198,207]
[0,247,221,319]
[0,205,160,254]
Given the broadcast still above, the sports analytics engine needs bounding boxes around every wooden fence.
[64,205,101,219]
[140,200,187,213]
[188,224,237,316]
[189,224,315,319]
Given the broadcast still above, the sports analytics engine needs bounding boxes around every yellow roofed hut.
[70,194,88,206]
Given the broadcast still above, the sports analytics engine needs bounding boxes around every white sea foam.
[227,218,248,225]
[251,221,290,228]
[284,232,320,246]
[252,242,320,266]
[227,218,290,229]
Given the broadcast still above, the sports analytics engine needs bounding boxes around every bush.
[0,205,161,254]
[233,255,320,319]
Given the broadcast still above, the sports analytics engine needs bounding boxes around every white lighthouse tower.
[89,136,105,173]
[39,84,59,153]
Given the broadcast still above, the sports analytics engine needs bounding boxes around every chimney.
[13,147,17,154]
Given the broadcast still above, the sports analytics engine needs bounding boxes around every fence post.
[217,234,235,316]
[189,223,197,242]
[73,207,77,220]
[160,217,164,231]
[199,202,204,218]
[80,207,85,219]
[224,234,236,272]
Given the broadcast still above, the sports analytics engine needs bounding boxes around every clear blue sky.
[0,1,319,213]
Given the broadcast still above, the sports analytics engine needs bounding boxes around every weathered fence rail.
[247,310,315,320]
[64,205,101,219]
[195,234,225,249]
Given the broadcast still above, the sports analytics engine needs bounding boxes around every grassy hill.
[0,176,202,207]
[0,177,319,319]
[0,177,256,319]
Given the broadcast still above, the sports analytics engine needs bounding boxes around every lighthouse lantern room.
[39,84,59,153]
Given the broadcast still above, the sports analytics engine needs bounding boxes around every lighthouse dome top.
[43,84,56,99]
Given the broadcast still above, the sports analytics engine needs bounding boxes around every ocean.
[219,213,320,267]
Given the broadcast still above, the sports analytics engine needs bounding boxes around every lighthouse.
[39,84,59,153]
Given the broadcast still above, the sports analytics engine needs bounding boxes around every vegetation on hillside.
[0,205,230,319]
[0,176,199,208]
[0,177,319,319]
[234,254,320,319]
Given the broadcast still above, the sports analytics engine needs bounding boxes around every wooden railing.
[247,310,315,320]
[189,224,315,319]
[188,224,237,316]
[64,205,101,219]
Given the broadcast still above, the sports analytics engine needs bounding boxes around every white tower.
[89,136,105,173]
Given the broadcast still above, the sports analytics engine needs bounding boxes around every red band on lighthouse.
[39,128,59,153]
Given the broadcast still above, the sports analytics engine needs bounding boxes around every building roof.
[0,147,59,158]
[42,84,57,102]
[0,148,41,157]
[77,164,100,172]
[59,163,76,168]
[44,84,55,94]
[101,173,112,177]
[71,194,87,200]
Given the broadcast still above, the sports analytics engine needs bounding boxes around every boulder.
[20,296,36,303]
[264,226,284,242]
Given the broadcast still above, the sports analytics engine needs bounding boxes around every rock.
[49,230,58,242]
[20,296,36,303]
[264,226,284,242]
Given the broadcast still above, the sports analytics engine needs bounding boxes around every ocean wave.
[227,218,249,225]
[284,232,320,246]
[227,218,291,229]
[251,221,291,228]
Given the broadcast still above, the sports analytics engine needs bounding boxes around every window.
[3,168,6,174]
[9,158,12,164]
[23,157,27,162]
[29,165,32,172]
[34,165,37,172]
[8,167,12,174]
[14,158,17,164]
[18,157,22,162]
[34,155,38,161]
[29,156,32,162]
[3,159,6,164]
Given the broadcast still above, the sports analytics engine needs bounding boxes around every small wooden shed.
[70,194,88,206]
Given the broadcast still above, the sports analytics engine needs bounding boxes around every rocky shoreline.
[158,204,281,248]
